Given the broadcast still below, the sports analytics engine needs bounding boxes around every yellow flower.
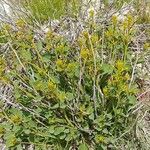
[112,15,118,25]
[56,59,66,71]
[105,28,113,37]
[95,135,105,143]
[125,73,130,81]
[48,81,56,91]
[16,19,26,28]
[46,30,53,39]
[9,137,17,146]
[56,44,69,54]
[122,14,133,30]
[116,60,125,72]
[11,115,22,125]
[127,14,133,25]
[4,24,11,31]
[82,31,89,38]
[79,105,87,116]
[56,59,63,66]
[0,126,5,134]
[46,43,52,51]
[123,85,129,92]
[66,63,77,73]
[89,9,95,18]
[0,58,6,74]
[103,87,108,95]
[144,43,150,50]
[80,49,89,59]
[88,66,94,75]
[58,92,66,102]
[26,34,33,41]
[91,34,99,44]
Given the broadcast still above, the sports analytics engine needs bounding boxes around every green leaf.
[64,129,70,133]
[12,126,22,134]
[102,128,108,134]
[16,144,23,150]
[96,144,107,150]
[24,129,31,135]
[51,103,59,109]
[59,102,66,109]
[59,134,66,140]
[14,89,21,99]
[20,49,32,61]
[42,53,51,63]
[49,126,55,134]
[36,41,43,51]
[79,143,88,150]
[128,95,136,105]
[107,113,112,120]
[86,106,93,114]
[4,133,17,148]
[101,64,114,74]
[89,113,94,120]
[66,92,74,101]
[65,134,72,142]
[54,127,65,135]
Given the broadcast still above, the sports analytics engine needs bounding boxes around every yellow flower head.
[144,43,150,50]
[112,15,118,25]
[46,30,53,39]
[103,87,108,95]
[89,9,95,18]
[91,34,99,43]
[11,115,22,125]
[48,81,56,91]
[0,126,5,134]
[95,135,105,143]
[122,14,133,30]
[82,31,89,38]
[80,49,89,59]
[67,63,76,73]
[116,60,125,72]
[56,59,66,71]
[58,92,66,102]
[4,24,11,31]
[105,28,113,37]
[16,19,26,28]
[125,73,130,81]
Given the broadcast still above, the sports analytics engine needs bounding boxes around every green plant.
[0,14,142,149]
[22,0,80,22]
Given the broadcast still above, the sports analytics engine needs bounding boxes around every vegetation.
[22,0,80,22]
[0,0,150,149]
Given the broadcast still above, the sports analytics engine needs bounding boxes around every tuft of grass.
[22,0,80,22]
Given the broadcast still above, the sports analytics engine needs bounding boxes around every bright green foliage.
[23,0,80,22]
[0,14,141,149]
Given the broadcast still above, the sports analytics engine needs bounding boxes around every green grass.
[22,0,80,22]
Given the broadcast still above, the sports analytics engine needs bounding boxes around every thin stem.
[88,32,97,118]
[8,42,26,72]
